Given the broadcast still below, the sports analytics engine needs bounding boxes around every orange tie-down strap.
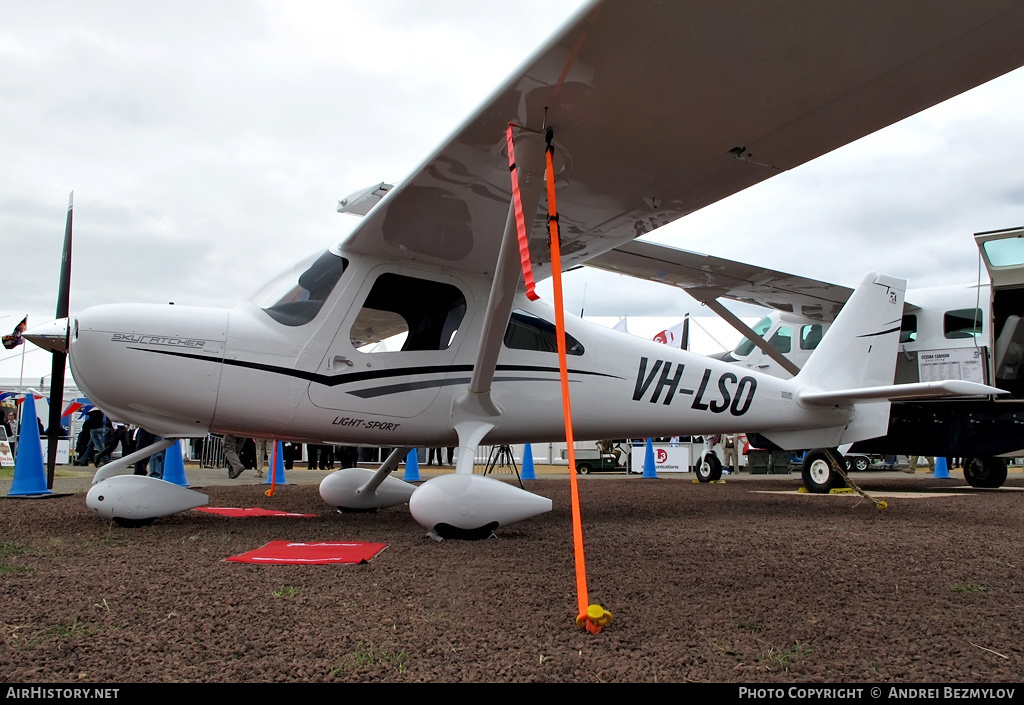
[506,123,540,301]
[544,136,611,634]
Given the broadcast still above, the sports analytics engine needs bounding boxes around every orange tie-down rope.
[543,132,612,634]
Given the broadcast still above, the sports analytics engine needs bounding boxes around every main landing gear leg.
[408,130,552,539]
[408,392,551,540]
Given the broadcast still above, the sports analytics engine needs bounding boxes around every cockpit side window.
[900,314,918,343]
[944,308,983,340]
[350,273,467,352]
[503,310,584,355]
[261,251,348,327]
[769,326,792,353]
[800,324,823,350]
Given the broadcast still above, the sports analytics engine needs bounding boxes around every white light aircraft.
[24,1,1024,534]
[591,227,1024,491]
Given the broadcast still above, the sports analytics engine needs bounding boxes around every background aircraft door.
[977,226,1024,396]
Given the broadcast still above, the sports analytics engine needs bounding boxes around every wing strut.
[697,297,801,377]
[449,129,548,475]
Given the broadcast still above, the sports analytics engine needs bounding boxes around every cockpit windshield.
[249,250,348,327]
[732,316,773,357]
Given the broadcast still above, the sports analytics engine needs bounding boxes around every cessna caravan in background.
[590,227,1024,490]
[23,1,1024,532]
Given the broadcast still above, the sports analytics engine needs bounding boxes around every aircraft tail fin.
[795,271,905,393]
[763,272,904,449]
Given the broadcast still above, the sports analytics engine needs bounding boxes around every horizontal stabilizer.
[799,380,1005,406]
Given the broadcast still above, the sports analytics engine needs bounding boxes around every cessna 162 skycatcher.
[24,0,1024,534]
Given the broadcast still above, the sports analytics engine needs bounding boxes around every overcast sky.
[4,0,1024,382]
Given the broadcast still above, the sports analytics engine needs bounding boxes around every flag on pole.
[653,317,688,348]
[2,316,27,350]
[61,401,86,418]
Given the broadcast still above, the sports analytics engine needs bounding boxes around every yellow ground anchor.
[576,604,613,634]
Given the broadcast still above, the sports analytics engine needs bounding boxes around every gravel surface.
[2,473,1023,683]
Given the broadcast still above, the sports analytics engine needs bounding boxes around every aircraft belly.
[212,362,307,437]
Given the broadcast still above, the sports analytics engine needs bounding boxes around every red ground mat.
[225,541,388,565]
[194,507,318,518]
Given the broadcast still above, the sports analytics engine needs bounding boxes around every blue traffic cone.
[521,443,536,480]
[642,438,658,478]
[264,441,288,485]
[9,395,51,496]
[933,456,950,479]
[162,440,189,487]
[403,448,422,482]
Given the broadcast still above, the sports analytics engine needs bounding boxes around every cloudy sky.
[4,0,1024,381]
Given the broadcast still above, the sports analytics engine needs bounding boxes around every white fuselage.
[69,248,849,448]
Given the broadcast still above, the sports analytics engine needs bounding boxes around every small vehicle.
[563,441,631,474]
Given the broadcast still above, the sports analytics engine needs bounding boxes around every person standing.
[253,438,270,478]
[722,433,740,473]
[90,411,111,467]
[133,428,158,476]
[906,455,935,474]
[222,434,246,478]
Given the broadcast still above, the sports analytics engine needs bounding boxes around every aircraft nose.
[69,304,229,437]
[22,318,69,353]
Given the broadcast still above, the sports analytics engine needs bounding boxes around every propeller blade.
[46,192,73,489]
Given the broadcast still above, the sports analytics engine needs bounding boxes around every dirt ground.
[1,471,1023,683]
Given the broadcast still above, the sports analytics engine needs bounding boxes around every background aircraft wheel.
[801,449,845,493]
[577,464,591,475]
[963,457,1008,488]
[695,453,722,483]
[854,456,870,471]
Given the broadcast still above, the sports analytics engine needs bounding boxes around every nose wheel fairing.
[86,475,208,523]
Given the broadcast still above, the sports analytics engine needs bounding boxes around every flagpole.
[19,335,26,387]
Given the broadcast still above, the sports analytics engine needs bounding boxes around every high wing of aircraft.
[589,228,1024,490]
[23,1,1024,534]
[343,1,1024,282]
[588,239,855,321]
